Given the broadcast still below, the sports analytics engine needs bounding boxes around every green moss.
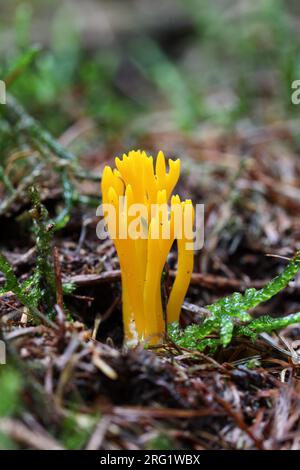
[169,251,300,351]
[29,186,56,311]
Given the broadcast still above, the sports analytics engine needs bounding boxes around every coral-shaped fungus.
[101,150,194,345]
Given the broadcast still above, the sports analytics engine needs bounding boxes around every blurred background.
[1,0,300,141]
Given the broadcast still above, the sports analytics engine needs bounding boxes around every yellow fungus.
[101,150,194,345]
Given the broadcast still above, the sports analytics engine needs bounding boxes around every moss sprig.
[169,251,300,350]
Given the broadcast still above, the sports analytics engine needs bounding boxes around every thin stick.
[68,269,267,291]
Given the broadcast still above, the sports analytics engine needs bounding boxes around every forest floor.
[1,111,300,450]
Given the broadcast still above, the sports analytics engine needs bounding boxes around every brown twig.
[68,269,267,291]
[0,418,64,450]
[108,406,225,419]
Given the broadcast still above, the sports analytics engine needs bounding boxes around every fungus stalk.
[101,150,194,345]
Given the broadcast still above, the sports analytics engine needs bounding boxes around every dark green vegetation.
[169,251,300,349]
[1,0,300,450]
